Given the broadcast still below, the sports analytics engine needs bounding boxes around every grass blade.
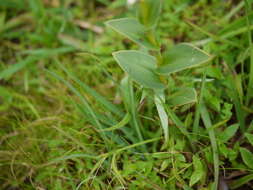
[111,154,126,185]
[154,90,169,145]
[46,70,109,145]
[0,56,37,80]
[165,106,194,151]
[193,69,207,141]
[99,113,130,132]
[200,104,219,190]
[230,173,253,189]
[187,21,242,48]
[55,59,124,117]
[228,75,246,132]
[121,77,145,149]
[22,47,76,57]
[244,0,253,104]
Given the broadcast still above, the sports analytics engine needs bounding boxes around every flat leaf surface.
[168,88,197,107]
[157,43,211,75]
[105,18,156,49]
[240,148,253,169]
[190,155,204,186]
[218,124,239,143]
[245,133,253,146]
[113,50,164,89]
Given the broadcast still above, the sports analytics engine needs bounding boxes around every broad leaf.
[190,155,204,186]
[245,133,253,146]
[113,50,165,89]
[138,0,162,27]
[240,148,253,169]
[218,124,239,143]
[160,160,170,171]
[168,88,197,107]
[157,43,211,75]
[105,18,156,49]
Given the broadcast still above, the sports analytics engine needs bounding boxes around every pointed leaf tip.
[157,43,211,75]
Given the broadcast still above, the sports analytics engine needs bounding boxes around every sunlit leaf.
[240,148,253,169]
[113,50,164,89]
[106,18,156,49]
[218,124,239,143]
[157,43,211,75]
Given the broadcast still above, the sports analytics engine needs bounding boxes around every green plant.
[106,0,211,145]
[104,1,219,189]
[2,0,253,189]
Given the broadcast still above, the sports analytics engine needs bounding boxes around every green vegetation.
[0,0,253,189]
